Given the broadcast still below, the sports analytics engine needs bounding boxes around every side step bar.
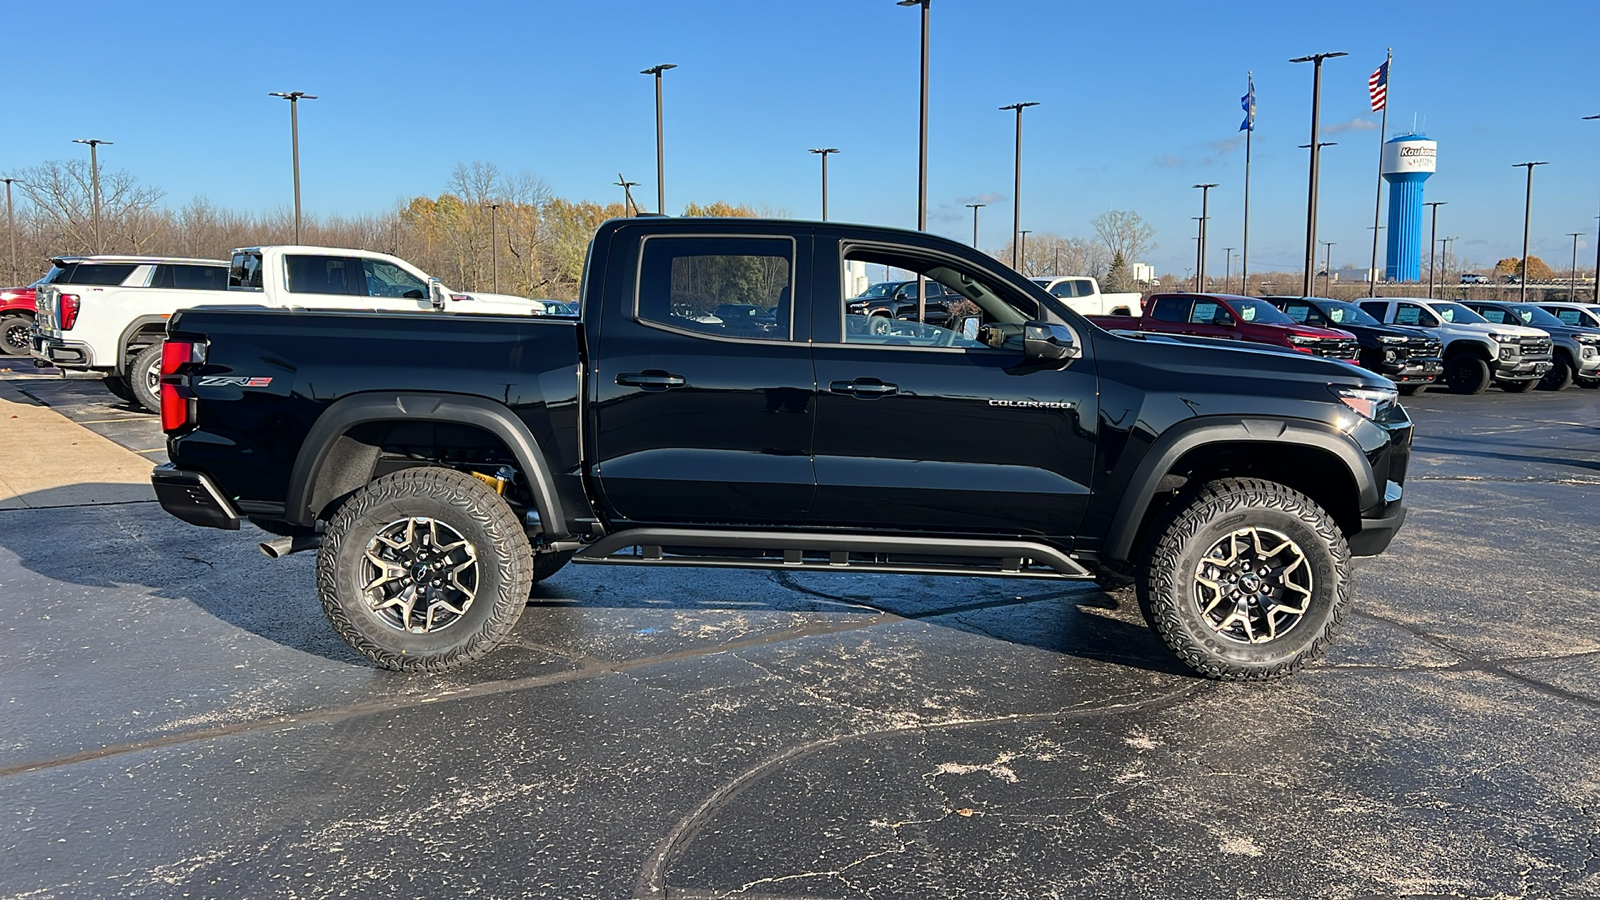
[568,528,1092,580]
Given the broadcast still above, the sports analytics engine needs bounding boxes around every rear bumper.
[151,464,240,530]
[32,334,97,370]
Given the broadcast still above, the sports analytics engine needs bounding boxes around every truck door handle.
[616,371,686,389]
[830,379,899,398]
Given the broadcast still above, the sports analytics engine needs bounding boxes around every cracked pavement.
[2,373,1599,898]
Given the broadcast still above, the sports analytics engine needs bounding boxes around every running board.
[568,528,1092,580]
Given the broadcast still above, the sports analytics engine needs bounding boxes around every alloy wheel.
[361,517,479,633]
[1192,526,1314,644]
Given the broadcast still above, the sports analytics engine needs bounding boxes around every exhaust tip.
[259,535,322,559]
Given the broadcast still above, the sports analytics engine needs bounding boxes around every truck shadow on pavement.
[2,484,1189,678]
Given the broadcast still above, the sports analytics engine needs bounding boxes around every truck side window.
[1049,280,1076,299]
[153,265,228,291]
[54,263,138,286]
[1190,301,1222,325]
[286,255,365,296]
[1550,308,1582,326]
[230,253,264,290]
[636,236,792,341]
[362,260,428,299]
[1395,303,1436,327]
[1476,308,1508,324]
[1150,296,1190,322]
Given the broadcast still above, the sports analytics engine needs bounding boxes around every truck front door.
[592,231,816,526]
[809,237,1098,539]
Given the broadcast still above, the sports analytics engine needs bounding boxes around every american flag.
[1368,60,1389,112]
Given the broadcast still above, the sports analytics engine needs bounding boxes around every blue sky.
[7,0,1597,275]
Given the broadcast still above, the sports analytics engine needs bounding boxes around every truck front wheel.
[1537,358,1573,391]
[1444,355,1491,395]
[1137,478,1351,681]
[316,467,534,672]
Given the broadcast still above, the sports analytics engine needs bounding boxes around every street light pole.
[485,203,502,293]
[1320,241,1336,295]
[1586,115,1600,301]
[1569,232,1584,299]
[1223,247,1234,293]
[1192,218,1205,290]
[268,92,317,244]
[809,149,839,221]
[1019,230,1031,274]
[614,174,640,217]
[1290,51,1348,297]
[71,139,113,253]
[1424,201,1446,299]
[1000,101,1040,270]
[1,177,20,285]
[1194,183,1218,290]
[897,0,931,320]
[1514,161,1548,303]
[641,64,677,215]
[965,203,984,248]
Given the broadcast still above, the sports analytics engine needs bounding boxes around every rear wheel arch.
[286,392,569,540]
[1104,418,1376,565]
[117,316,173,375]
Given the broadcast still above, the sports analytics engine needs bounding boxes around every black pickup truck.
[151,217,1412,680]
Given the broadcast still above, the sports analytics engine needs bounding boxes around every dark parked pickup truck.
[152,218,1412,680]
[1092,293,1361,364]
[1262,296,1443,394]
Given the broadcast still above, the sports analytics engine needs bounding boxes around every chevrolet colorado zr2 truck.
[150,218,1413,681]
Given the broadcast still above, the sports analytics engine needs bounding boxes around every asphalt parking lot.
[3,369,1599,899]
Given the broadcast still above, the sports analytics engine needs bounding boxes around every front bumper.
[1576,349,1600,378]
[31,333,97,370]
[151,464,240,530]
[1379,356,1443,383]
[1493,357,1552,381]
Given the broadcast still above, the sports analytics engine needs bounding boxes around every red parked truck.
[1091,293,1360,364]
[1,285,38,356]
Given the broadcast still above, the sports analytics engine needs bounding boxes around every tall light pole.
[1019,230,1032,274]
[1570,232,1584,299]
[485,203,502,293]
[1194,183,1218,291]
[71,139,113,253]
[1223,247,1235,293]
[1290,51,1348,296]
[641,64,677,215]
[1320,241,1336,295]
[966,202,984,248]
[1424,201,1447,298]
[809,148,839,221]
[1192,218,1205,290]
[1587,115,1600,301]
[1514,161,1548,303]
[899,0,930,234]
[614,174,640,217]
[1000,101,1040,270]
[268,92,316,244]
[1,177,20,285]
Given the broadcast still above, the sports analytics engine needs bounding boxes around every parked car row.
[3,246,571,410]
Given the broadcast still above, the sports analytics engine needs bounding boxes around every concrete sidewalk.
[0,380,156,509]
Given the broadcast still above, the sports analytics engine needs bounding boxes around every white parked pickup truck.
[33,245,548,412]
[1030,275,1143,317]
[1357,297,1552,395]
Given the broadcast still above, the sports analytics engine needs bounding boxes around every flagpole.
[1242,72,1252,294]
[1368,48,1390,297]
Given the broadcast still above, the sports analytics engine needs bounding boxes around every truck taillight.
[60,294,81,330]
[160,340,206,432]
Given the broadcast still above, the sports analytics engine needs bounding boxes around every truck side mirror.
[956,315,981,341]
[1023,322,1081,362]
[428,277,448,311]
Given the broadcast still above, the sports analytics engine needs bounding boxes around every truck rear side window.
[636,237,793,341]
[230,253,264,290]
[46,263,138,286]
[286,255,364,296]
[152,265,228,290]
[1150,296,1189,322]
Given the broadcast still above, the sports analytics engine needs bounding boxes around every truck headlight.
[1330,384,1399,421]
[1288,335,1319,345]
[1487,332,1521,344]
[1377,335,1406,344]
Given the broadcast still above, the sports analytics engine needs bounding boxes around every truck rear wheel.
[316,467,534,672]
[1444,355,1490,395]
[1137,477,1351,681]
[1,314,31,356]
[129,343,164,413]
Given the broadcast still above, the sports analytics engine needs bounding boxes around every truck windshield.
[1321,300,1381,327]
[1504,303,1565,328]
[1232,297,1293,325]
[1433,302,1487,325]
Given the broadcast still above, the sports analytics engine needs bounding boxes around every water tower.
[1382,134,1438,282]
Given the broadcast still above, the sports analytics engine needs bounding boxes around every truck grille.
[1311,339,1359,360]
[1520,337,1552,358]
[1401,336,1442,360]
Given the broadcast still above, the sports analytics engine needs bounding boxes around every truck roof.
[51,255,227,267]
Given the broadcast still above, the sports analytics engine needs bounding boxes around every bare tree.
[17,159,165,255]
[1091,210,1156,268]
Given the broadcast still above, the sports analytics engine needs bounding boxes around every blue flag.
[1240,75,1256,132]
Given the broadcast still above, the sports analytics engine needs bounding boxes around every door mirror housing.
[956,315,982,341]
[1023,322,1081,362]
[428,277,448,311]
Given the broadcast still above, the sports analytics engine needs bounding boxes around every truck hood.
[1451,322,1547,339]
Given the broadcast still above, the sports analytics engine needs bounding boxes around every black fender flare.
[284,392,569,539]
[115,315,173,375]
[1103,415,1380,564]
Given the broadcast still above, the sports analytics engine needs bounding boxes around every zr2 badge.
[198,376,273,388]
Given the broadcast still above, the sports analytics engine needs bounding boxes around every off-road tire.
[1136,477,1351,681]
[1397,383,1426,396]
[1445,355,1491,395]
[317,467,534,672]
[1499,378,1537,393]
[129,343,164,413]
[1538,357,1575,391]
[102,374,136,404]
[1,314,31,356]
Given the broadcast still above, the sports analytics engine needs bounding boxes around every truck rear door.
[591,229,816,526]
